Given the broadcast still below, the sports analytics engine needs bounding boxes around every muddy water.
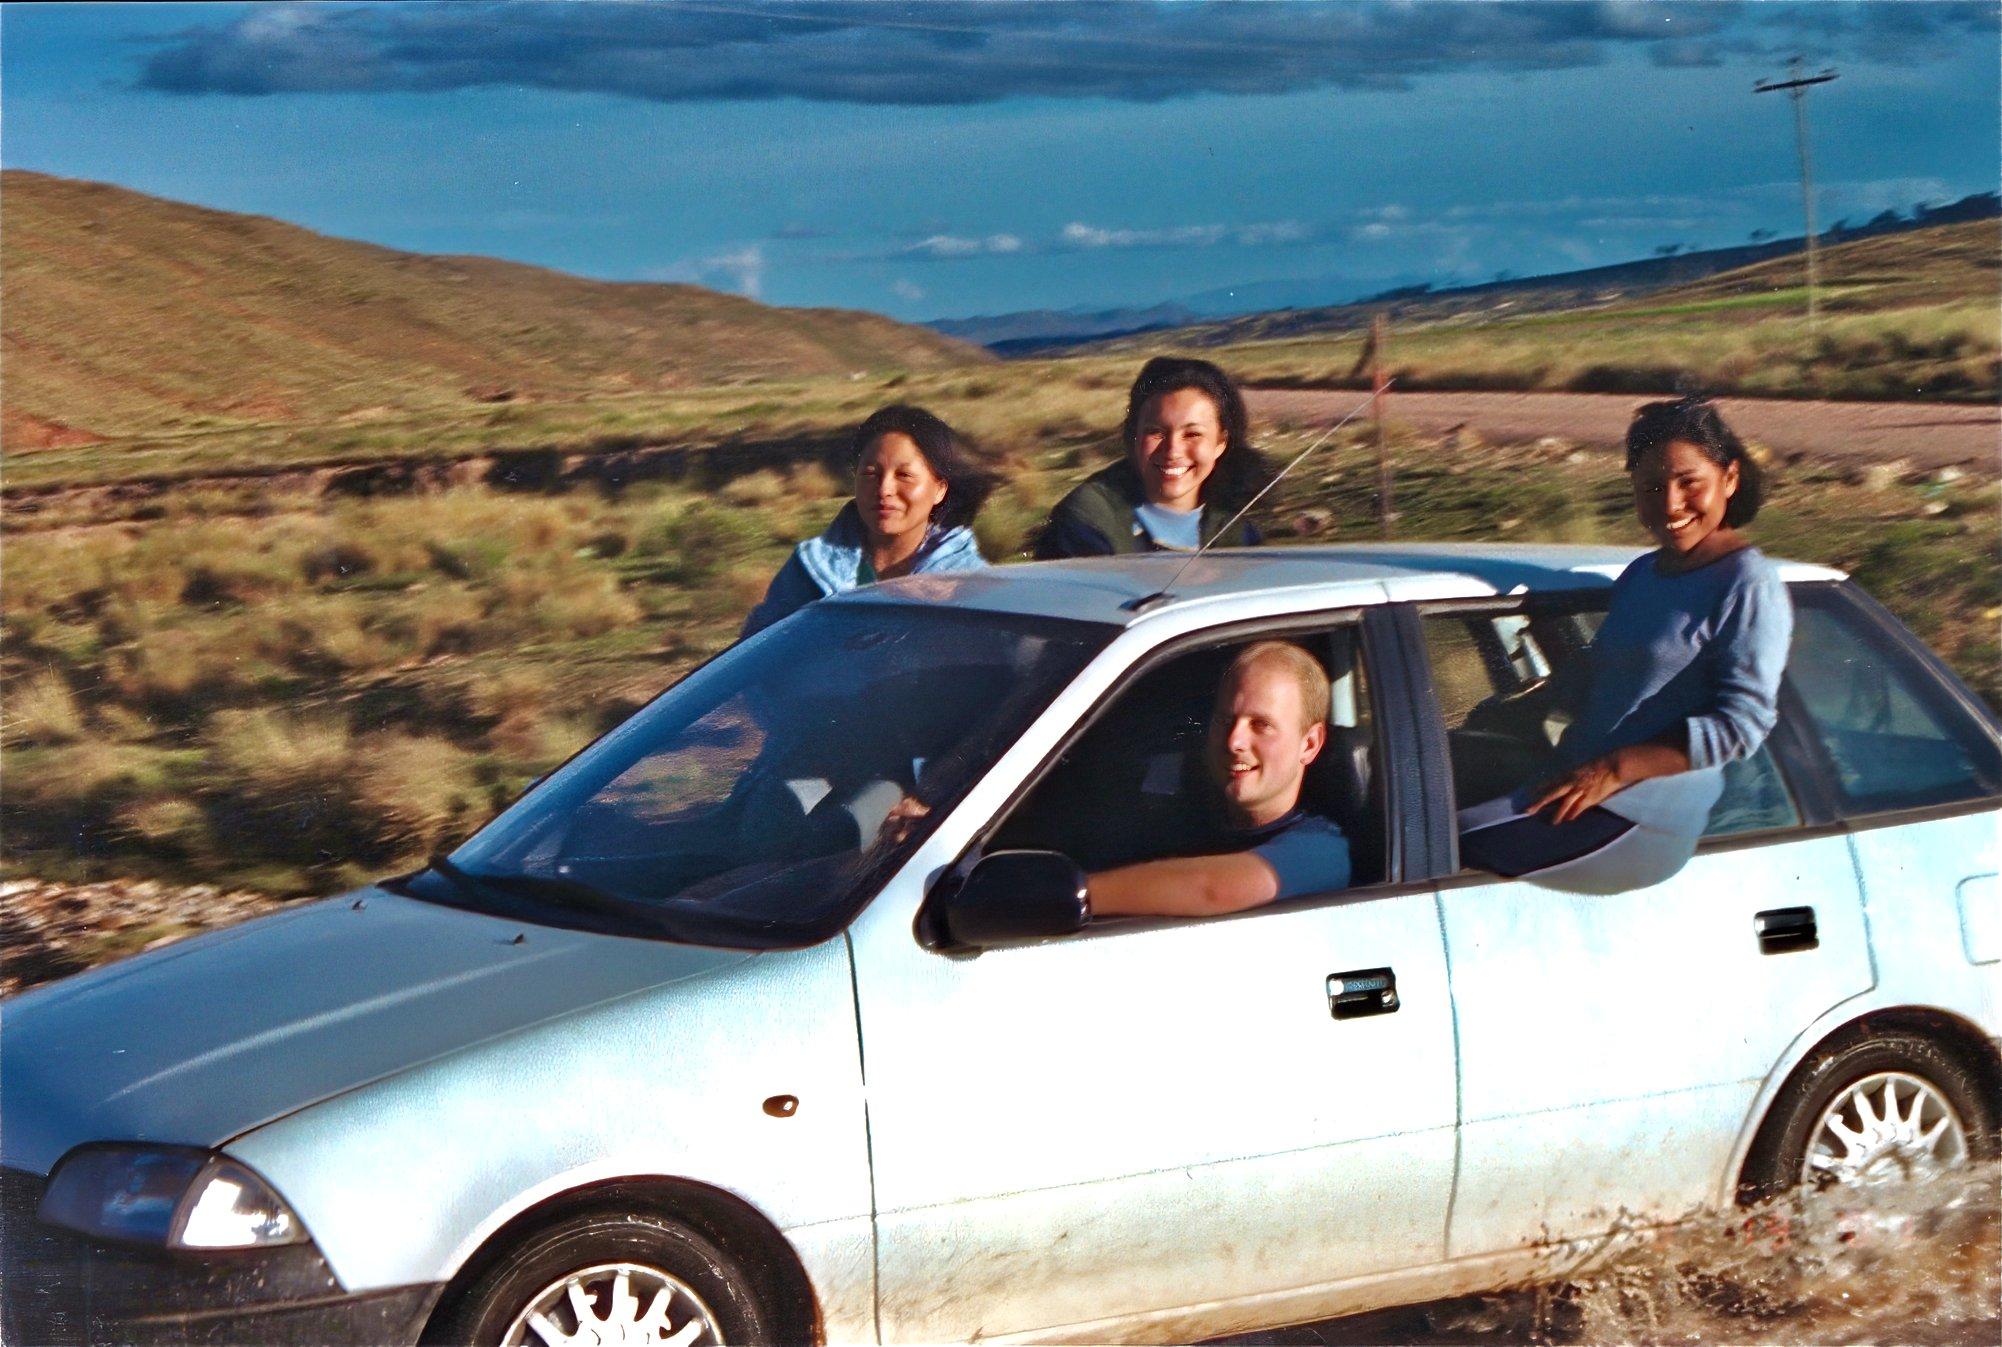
[1238,1166,1999,1346]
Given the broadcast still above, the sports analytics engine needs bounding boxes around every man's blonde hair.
[1222,640,1331,729]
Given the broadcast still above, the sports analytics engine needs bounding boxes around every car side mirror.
[941,850,1090,948]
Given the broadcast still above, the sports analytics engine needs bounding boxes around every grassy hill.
[1085,220,1999,403]
[1108,218,1999,348]
[0,171,981,447]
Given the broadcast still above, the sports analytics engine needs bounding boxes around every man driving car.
[1088,641,1352,918]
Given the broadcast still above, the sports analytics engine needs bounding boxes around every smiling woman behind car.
[1458,395,1793,890]
[741,404,995,637]
[1034,356,1271,557]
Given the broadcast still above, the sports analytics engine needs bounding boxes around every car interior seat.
[1298,632,1384,886]
[991,648,1233,872]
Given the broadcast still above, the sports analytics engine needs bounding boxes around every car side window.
[1705,749,1799,836]
[987,627,1388,890]
[1788,593,2001,815]
[1422,611,1569,808]
[1421,602,1801,841]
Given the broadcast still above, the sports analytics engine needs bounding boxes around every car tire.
[1739,1029,1996,1205]
[428,1208,778,1347]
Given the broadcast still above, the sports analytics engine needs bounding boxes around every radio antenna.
[1123,382,1390,612]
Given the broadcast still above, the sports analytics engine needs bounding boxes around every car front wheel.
[429,1210,776,1347]
[1740,1029,1995,1203]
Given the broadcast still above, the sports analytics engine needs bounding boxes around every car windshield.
[413,604,1112,948]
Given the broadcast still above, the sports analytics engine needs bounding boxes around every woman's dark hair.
[1121,357,1271,506]
[850,403,996,531]
[1624,396,1764,528]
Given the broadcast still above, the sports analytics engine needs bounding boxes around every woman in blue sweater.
[1459,397,1794,891]
[741,405,995,637]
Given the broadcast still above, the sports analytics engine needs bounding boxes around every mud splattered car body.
[5,545,1999,1346]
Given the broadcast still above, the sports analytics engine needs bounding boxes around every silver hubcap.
[503,1263,722,1347]
[1803,1071,1968,1187]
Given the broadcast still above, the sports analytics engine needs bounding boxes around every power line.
[1755,57,1838,337]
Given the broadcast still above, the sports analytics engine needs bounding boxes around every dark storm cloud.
[136,2,1998,107]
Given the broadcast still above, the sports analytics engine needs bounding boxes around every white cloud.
[1443,193,1710,222]
[1236,220,1311,245]
[703,245,765,298]
[648,244,765,298]
[905,233,1023,258]
[1058,220,1306,250]
[891,278,926,301]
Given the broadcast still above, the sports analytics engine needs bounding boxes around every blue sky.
[4,2,1996,321]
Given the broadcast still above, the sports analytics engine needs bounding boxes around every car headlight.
[38,1145,306,1249]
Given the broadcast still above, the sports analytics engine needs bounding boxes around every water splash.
[1428,1164,2000,1345]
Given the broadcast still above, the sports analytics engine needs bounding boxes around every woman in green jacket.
[1034,356,1270,558]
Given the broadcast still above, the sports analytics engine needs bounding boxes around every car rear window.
[1787,589,2002,816]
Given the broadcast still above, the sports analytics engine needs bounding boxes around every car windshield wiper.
[425,854,679,936]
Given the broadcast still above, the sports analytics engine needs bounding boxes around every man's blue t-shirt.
[1231,809,1351,901]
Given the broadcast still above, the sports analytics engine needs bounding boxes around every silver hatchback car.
[5,545,1999,1347]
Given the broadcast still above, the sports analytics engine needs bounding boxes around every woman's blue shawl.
[740,502,987,637]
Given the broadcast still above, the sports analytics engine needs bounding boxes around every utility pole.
[1370,312,1392,538]
[1755,58,1838,335]
[1346,313,1395,537]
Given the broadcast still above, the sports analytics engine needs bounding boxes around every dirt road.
[1248,388,2000,472]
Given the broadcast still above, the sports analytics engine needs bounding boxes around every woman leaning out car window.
[740,404,995,638]
[1457,396,1794,893]
[1033,356,1271,558]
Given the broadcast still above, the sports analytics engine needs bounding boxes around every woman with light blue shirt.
[1459,397,1793,892]
[741,405,994,638]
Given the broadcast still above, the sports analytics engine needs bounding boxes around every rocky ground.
[0,877,284,996]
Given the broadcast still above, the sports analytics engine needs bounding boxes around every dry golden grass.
[2,169,980,445]
[5,215,1997,895]
[5,422,1995,896]
[1085,221,2000,403]
[4,672,87,746]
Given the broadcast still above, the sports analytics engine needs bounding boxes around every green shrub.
[2,742,190,863]
[235,596,385,675]
[301,540,381,585]
[425,536,514,582]
[972,481,1048,562]
[348,732,485,855]
[5,671,87,745]
[178,553,302,609]
[371,587,490,657]
[488,566,644,641]
[630,500,770,580]
[206,708,351,791]
[488,710,598,766]
[457,664,558,726]
[719,468,791,508]
[114,798,214,858]
[787,462,844,500]
[107,627,212,708]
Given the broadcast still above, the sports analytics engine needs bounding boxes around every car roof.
[839,543,1847,628]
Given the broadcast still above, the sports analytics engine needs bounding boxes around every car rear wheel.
[1740,1030,1995,1204]
[429,1210,776,1347]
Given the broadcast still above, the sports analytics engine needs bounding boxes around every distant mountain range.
[932,191,2001,354]
[1,171,982,447]
[927,303,1200,355]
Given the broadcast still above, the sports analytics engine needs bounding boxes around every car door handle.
[1328,967,1398,1019]
[1755,906,1818,955]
